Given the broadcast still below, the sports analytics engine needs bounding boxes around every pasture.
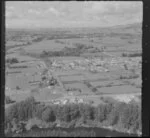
[24,40,75,53]
[64,83,92,94]
[5,23,142,106]
[96,85,140,95]
[5,60,44,91]
[31,87,64,102]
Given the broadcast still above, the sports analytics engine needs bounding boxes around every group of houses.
[48,56,141,73]
[49,97,84,105]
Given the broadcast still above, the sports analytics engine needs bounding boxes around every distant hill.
[6,22,142,37]
[6,22,142,30]
[109,22,142,29]
[102,22,142,35]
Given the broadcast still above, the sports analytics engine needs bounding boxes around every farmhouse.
[61,99,69,105]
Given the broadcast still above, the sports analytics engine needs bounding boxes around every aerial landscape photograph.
[5,1,142,137]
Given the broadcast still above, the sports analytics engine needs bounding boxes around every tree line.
[5,96,141,135]
[6,58,19,64]
[122,52,142,57]
[40,44,101,58]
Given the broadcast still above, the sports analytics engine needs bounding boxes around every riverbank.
[5,119,141,137]
[5,126,139,137]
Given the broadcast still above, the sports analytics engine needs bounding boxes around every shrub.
[5,96,15,104]
[108,102,127,126]
[6,58,19,64]
[16,86,20,90]
[122,52,142,57]
[42,107,56,122]
[119,103,141,131]
[96,103,113,122]
[5,97,36,122]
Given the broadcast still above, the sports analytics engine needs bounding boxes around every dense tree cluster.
[40,47,82,57]
[40,44,101,58]
[84,81,98,93]
[25,44,101,59]
[122,52,142,57]
[5,96,15,104]
[8,66,28,69]
[66,88,81,92]
[119,74,139,80]
[48,77,58,86]
[6,58,19,64]
[5,97,141,135]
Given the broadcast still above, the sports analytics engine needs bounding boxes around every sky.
[6,1,143,28]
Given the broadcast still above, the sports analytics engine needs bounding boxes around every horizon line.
[6,21,142,30]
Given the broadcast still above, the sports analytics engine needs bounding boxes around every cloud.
[83,1,142,25]
[28,9,41,15]
[45,7,60,16]
[87,2,142,15]
[6,11,22,20]
[26,1,34,5]
[6,4,23,20]
[5,1,143,28]
[6,6,15,10]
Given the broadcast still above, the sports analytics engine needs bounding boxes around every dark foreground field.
[6,127,138,137]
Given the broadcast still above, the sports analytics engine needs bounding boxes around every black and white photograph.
[5,1,142,137]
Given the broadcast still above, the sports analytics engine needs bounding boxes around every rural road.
[42,58,66,92]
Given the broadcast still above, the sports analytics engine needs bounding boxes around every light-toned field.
[90,80,126,87]
[96,85,140,94]
[6,41,27,47]
[60,75,85,82]
[64,83,91,94]
[5,59,44,91]
[30,86,65,102]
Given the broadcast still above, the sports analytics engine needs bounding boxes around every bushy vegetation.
[32,37,44,43]
[84,81,98,93]
[8,66,28,69]
[40,44,100,58]
[6,58,19,64]
[66,88,81,93]
[5,96,15,104]
[119,74,139,80]
[40,46,83,57]
[49,77,58,86]
[122,52,142,57]
[5,97,141,135]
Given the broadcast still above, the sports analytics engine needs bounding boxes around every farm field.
[31,87,64,102]
[24,40,74,53]
[96,85,140,95]
[5,23,142,106]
